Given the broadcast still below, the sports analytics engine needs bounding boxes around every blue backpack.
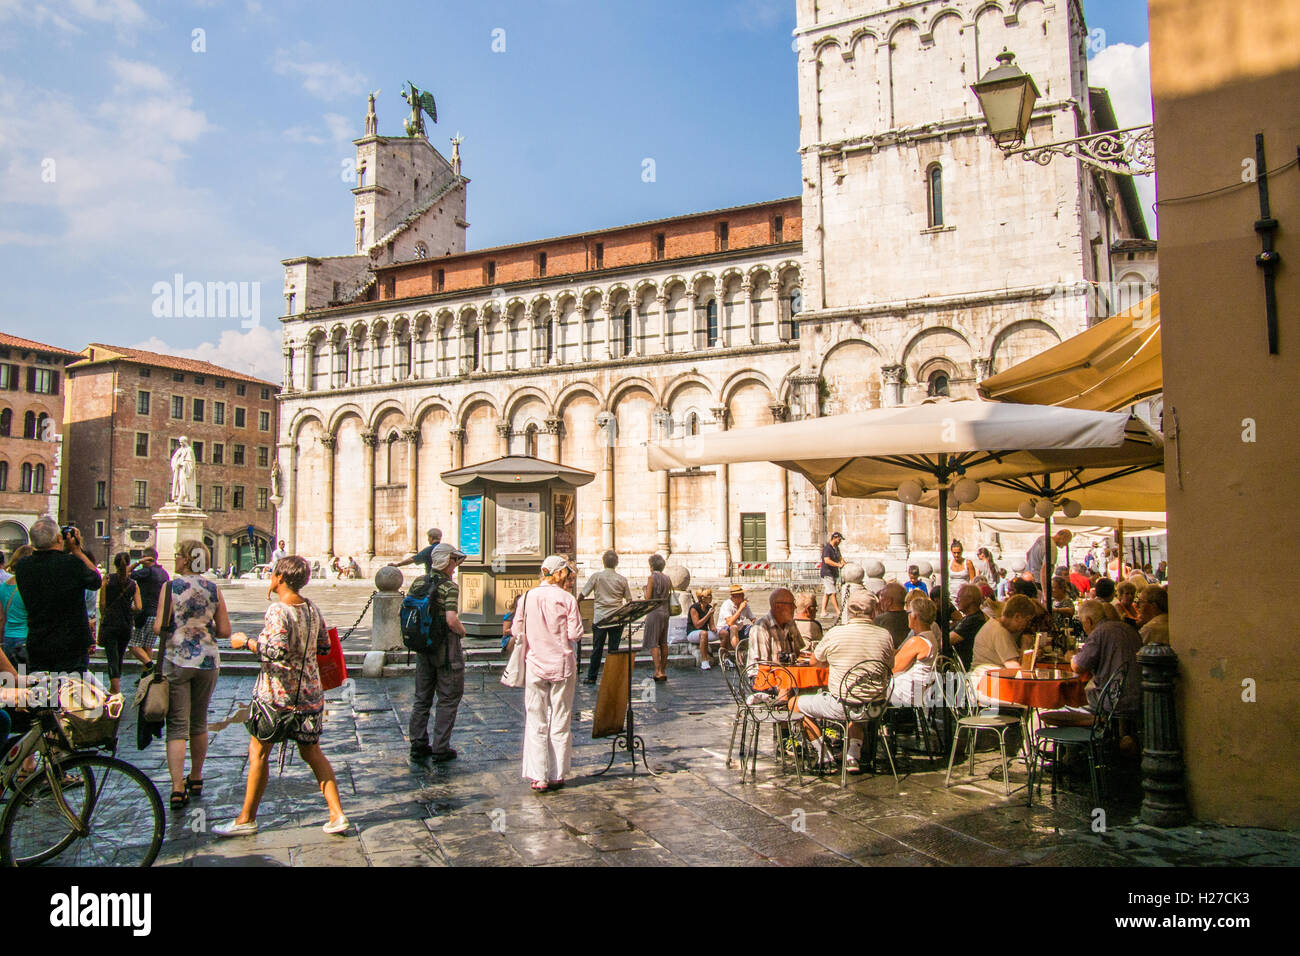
[400,574,450,661]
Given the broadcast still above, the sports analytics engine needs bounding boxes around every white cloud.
[273,44,366,101]
[0,0,146,35]
[132,326,284,385]
[107,56,169,91]
[1089,42,1156,235]
[282,112,356,146]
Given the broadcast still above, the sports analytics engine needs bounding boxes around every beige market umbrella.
[647,399,1163,630]
[977,293,1161,412]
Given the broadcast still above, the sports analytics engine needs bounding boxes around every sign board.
[496,492,541,555]
[495,575,535,616]
[459,572,486,616]
[459,494,483,558]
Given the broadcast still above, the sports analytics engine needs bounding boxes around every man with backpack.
[405,542,467,762]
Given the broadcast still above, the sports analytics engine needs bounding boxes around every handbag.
[669,591,682,616]
[57,676,124,750]
[133,667,170,723]
[500,591,528,688]
[317,625,347,692]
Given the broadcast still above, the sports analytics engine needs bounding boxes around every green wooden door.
[740,513,767,563]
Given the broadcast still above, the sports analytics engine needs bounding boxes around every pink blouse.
[512,583,584,682]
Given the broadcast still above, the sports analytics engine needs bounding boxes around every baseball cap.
[831,531,844,540]
[429,543,467,570]
[541,555,574,575]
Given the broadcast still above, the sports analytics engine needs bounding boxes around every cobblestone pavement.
[103,659,1300,867]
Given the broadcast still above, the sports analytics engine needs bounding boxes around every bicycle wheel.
[1,755,164,867]
[0,755,94,866]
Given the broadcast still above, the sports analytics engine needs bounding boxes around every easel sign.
[590,598,662,776]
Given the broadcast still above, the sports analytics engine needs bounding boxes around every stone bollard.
[363,566,406,678]
[1137,642,1190,826]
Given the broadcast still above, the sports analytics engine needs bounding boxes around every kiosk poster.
[497,492,540,554]
[554,491,576,558]
[459,494,483,557]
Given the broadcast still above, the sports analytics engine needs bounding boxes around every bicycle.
[0,703,165,867]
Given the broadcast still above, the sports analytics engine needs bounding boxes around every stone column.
[369,332,380,385]
[742,280,756,346]
[449,428,465,470]
[600,305,613,360]
[346,337,358,386]
[717,285,729,349]
[497,421,512,457]
[403,426,420,552]
[277,439,295,554]
[526,313,537,369]
[972,357,992,382]
[770,402,791,559]
[390,332,400,382]
[282,345,294,392]
[411,326,423,380]
[360,430,377,557]
[475,319,485,372]
[684,292,697,350]
[653,408,672,555]
[596,412,616,551]
[320,435,337,558]
[629,300,641,357]
[711,405,731,573]
[454,316,465,376]
[881,363,909,556]
[542,416,563,463]
[657,293,670,354]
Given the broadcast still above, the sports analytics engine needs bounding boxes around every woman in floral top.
[216,555,349,838]
[153,539,229,811]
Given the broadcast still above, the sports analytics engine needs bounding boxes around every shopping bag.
[318,626,348,691]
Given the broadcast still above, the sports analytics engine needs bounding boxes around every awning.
[974,511,1166,536]
[440,455,595,488]
[647,399,1164,512]
[977,293,1161,412]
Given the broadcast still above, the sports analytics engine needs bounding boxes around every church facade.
[275,0,1155,576]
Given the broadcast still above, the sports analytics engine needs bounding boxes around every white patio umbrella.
[647,398,1164,632]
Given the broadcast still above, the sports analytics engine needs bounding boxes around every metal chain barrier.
[338,591,378,643]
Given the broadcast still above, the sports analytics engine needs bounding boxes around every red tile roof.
[0,332,83,359]
[70,343,279,389]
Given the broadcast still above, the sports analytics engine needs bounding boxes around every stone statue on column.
[169,436,197,505]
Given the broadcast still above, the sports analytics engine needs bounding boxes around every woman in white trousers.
[513,556,585,791]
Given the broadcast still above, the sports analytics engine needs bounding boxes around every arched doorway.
[231,528,270,573]
[0,520,29,556]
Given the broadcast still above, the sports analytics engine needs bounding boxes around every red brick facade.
[0,333,81,556]
[62,345,280,570]
[380,197,802,302]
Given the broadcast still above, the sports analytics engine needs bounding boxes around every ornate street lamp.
[971,50,1155,176]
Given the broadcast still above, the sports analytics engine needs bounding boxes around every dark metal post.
[1137,642,1190,826]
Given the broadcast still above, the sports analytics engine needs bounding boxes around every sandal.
[185,776,203,799]
[530,780,549,792]
[170,790,189,811]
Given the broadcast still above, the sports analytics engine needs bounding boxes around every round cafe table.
[979,668,1088,711]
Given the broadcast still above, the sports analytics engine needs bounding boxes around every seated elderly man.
[1136,585,1169,645]
[1067,599,1142,719]
[749,588,804,663]
[715,584,756,654]
[970,594,1040,704]
[947,584,986,671]
[787,593,894,771]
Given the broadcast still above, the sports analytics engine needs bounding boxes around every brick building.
[62,344,280,572]
[0,332,81,557]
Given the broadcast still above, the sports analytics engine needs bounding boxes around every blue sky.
[0,0,1151,381]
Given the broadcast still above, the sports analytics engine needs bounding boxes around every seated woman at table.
[1050,576,1076,615]
[793,591,823,648]
[1114,580,1141,626]
[686,588,718,671]
[891,595,940,706]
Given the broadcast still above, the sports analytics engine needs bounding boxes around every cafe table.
[754,661,829,693]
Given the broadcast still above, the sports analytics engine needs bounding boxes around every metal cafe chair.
[729,645,803,785]
[1028,663,1129,807]
[809,659,897,790]
[944,655,1024,796]
[720,640,750,770]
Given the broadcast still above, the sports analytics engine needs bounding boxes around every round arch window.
[927,371,951,397]
[0,520,29,555]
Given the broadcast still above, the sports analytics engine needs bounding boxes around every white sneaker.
[701,660,712,671]
[212,820,258,838]
[323,815,351,835]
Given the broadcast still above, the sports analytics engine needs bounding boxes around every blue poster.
[460,495,483,558]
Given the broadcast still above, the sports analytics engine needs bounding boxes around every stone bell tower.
[352,91,470,264]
